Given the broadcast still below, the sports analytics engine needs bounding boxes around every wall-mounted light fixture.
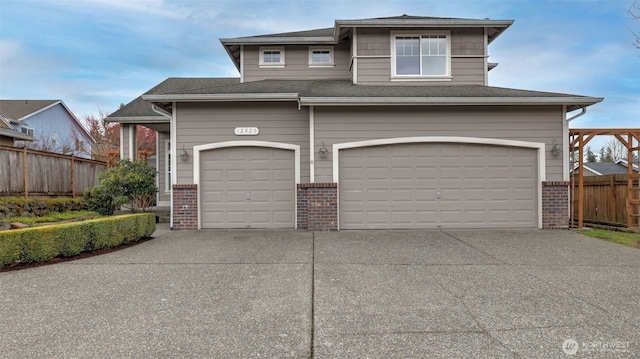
[180,145,189,161]
[551,139,561,158]
[319,142,328,159]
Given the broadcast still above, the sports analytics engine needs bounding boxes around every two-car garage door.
[339,142,538,229]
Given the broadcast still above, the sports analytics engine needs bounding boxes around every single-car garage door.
[200,146,295,228]
[339,142,537,229]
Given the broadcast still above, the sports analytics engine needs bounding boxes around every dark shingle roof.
[146,78,599,101]
[110,78,602,120]
[583,162,636,175]
[0,100,58,121]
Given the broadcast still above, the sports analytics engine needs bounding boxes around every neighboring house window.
[392,32,450,77]
[21,127,34,136]
[165,140,171,193]
[51,133,57,145]
[259,47,285,67]
[309,47,334,67]
[75,139,84,152]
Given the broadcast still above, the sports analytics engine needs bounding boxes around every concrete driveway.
[1,226,638,358]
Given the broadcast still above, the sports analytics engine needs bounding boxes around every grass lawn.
[4,210,100,227]
[574,228,640,249]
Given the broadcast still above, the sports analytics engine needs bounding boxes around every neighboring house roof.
[579,162,633,175]
[220,15,514,71]
[0,115,36,141]
[574,161,639,175]
[138,78,602,113]
[616,159,640,172]
[0,100,59,122]
[0,99,95,143]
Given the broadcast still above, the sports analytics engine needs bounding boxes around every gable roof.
[220,15,513,71]
[139,78,602,113]
[0,99,95,143]
[0,100,59,122]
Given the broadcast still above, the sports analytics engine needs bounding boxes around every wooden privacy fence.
[571,174,630,226]
[0,145,106,197]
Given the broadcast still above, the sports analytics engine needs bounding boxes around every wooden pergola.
[570,129,640,229]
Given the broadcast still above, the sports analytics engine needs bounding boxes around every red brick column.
[542,181,569,229]
[297,183,337,231]
[172,184,198,230]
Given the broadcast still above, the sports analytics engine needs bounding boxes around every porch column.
[120,123,137,160]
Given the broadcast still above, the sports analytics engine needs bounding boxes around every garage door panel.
[339,142,537,229]
[200,146,295,229]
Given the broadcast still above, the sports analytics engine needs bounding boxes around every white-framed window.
[392,31,451,78]
[75,139,84,152]
[51,133,57,145]
[165,140,171,193]
[259,47,285,67]
[21,127,34,136]
[308,47,334,67]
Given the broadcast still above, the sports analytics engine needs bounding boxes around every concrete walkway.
[1,226,638,358]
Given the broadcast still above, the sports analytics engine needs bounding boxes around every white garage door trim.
[333,136,546,229]
[194,141,301,230]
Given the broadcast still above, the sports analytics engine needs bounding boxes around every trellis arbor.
[570,129,640,229]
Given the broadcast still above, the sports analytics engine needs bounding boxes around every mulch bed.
[0,236,154,273]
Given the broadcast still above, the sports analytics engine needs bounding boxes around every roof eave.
[299,96,604,107]
[334,18,514,28]
[105,116,170,124]
[220,36,336,45]
[142,93,300,102]
[0,128,36,141]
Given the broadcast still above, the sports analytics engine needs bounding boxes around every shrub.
[84,185,115,216]
[98,159,158,213]
[0,213,155,267]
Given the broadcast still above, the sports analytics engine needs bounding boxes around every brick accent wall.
[542,181,569,229]
[297,183,337,231]
[172,184,198,230]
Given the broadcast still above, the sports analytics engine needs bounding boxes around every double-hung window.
[308,47,334,67]
[393,32,450,77]
[259,47,285,67]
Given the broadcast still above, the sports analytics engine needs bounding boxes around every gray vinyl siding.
[313,105,564,182]
[356,27,486,85]
[174,102,310,184]
[243,43,351,82]
[157,131,170,203]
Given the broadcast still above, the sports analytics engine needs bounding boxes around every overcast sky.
[1,0,638,142]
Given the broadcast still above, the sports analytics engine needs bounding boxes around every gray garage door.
[339,142,537,229]
[200,146,295,229]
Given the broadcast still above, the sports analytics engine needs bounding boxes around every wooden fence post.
[22,146,28,198]
[71,155,75,197]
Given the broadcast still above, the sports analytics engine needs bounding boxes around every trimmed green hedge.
[0,213,155,267]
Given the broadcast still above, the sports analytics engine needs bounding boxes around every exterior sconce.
[319,142,328,159]
[551,139,561,158]
[180,145,189,161]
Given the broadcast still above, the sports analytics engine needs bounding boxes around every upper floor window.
[309,47,334,67]
[259,47,285,67]
[21,127,34,137]
[393,32,450,78]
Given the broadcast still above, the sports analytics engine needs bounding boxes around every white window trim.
[390,30,452,80]
[259,46,285,68]
[308,46,334,67]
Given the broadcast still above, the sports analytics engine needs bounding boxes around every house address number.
[234,127,259,136]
